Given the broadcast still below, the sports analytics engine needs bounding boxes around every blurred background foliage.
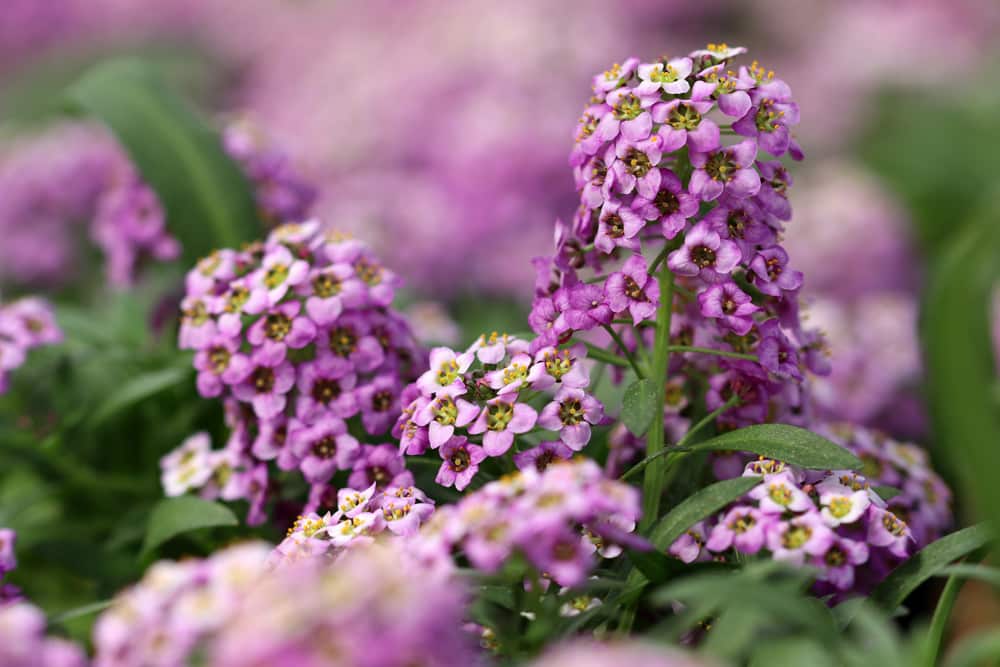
[0,0,997,656]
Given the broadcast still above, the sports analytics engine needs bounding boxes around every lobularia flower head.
[94,540,477,667]
[534,44,824,451]
[0,601,87,667]
[165,222,423,525]
[667,422,953,600]
[0,297,62,395]
[395,334,605,489]
[414,458,642,587]
[529,639,715,667]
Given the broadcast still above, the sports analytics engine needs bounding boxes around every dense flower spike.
[394,334,605,489]
[0,297,62,394]
[669,423,952,599]
[165,221,423,523]
[538,45,824,440]
[529,640,714,667]
[414,459,642,586]
[93,541,480,667]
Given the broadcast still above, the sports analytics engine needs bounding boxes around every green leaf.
[649,476,761,549]
[937,563,1000,588]
[621,378,657,436]
[749,638,839,667]
[945,629,1000,667]
[921,195,1000,530]
[142,496,238,554]
[873,486,903,501]
[871,524,994,610]
[680,424,862,470]
[68,58,263,263]
[89,366,191,427]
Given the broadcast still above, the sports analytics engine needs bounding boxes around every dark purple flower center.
[208,346,231,374]
[613,93,642,121]
[329,326,358,357]
[486,402,514,431]
[667,103,701,131]
[371,390,394,412]
[534,451,556,472]
[590,159,607,186]
[731,514,756,534]
[727,209,751,238]
[312,436,338,459]
[264,263,289,289]
[624,148,652,177]
[311,379,342,404]
[265,313,292,341]
[691,245,717,268]
[765,257,783,280]
[623,276,646,301]
[354,258,382,286]
[312,273,341,298]
[558,398,585,426]
[604,213,625,238]
[553,540,578,561]
[825,546,846,567]
[654,189,680,216]
[185,300,210,326]
[705,151,737,182]
[251,367,276,393]
[882,512,907,536]
[449,448,471,472]
[225,286,250,313]
[371,465,389,485]
[576,113,599,141]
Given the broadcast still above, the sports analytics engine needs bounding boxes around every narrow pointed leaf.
[680,424,862,471]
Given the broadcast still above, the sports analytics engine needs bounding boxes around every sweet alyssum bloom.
[167,221,423,525]
[0,297,62,395]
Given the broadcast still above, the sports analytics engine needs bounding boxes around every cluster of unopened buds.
[269,481,434,566]
[393,334,607,490]
[163,220,423,523]
[531,44,826,434]
[93,541,479,667]
[414,458,642,586]
[93,119,317,286]
[0,297,62,395]
[670,424,951,599]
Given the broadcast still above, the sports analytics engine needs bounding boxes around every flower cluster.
[394,335,605,490]
[93,540,480,667]
[670,424,951,599]
[0,297,62,394]
[0,601,88,667]
[531,45,826,434]
[164,221,423,523]
[269,481,434,566]
[415,458,641,587]
[94,119,318,286]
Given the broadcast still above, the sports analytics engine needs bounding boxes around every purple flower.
[294,357,358,421]
[523,528,594,587]
[316,315,385,373]
[415,393,479,448]
[160,432,215,497]
[513,440,574,472]
[251,244,309,306]
[766,512,835,566]
[755,159,793,220]
[356,374,402,435]
[749,246,803,296]
[668,221,742,282]
[813,536,869,591]
[605,254,659,323]
[531,345,590,391]
[538,387,604,450]
[669,521,708,563]
[0,529,16,574]
[733,95,800,157]
[348,444,412,490]
[749,471,813,514]
[301,263,364,326]
[702,197,774,260]
[689,139,760,201]
[594,198,643,254]
[757,319,802,379]
[651,99,719,153]
[596,88,653,143]
[416,346,473,397]
[697,282,760,336]
[867,506,913,558]
[193,335,250,398]
[560,283,613,331]
[631,168,698,239]
[706,506,769,554]
[435,436,487,491]
[611,136,663,199]
[636,57,693,95]
[231,347,296,419]
[468,394,538,456]
[288,416,359,484]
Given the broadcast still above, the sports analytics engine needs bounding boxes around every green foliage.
[648,476,761,549]
[622,378,658,436]
[68,58,263,264]
[142,496,238,554]
[678,423,863,470]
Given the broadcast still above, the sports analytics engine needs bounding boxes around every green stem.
[602,324,645,379]
[639,269,674,532]
[647,244,672,275]
[925,571,965,666]
[582,342,629,369]
[665,345,758,362]
[620,395,739,481]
